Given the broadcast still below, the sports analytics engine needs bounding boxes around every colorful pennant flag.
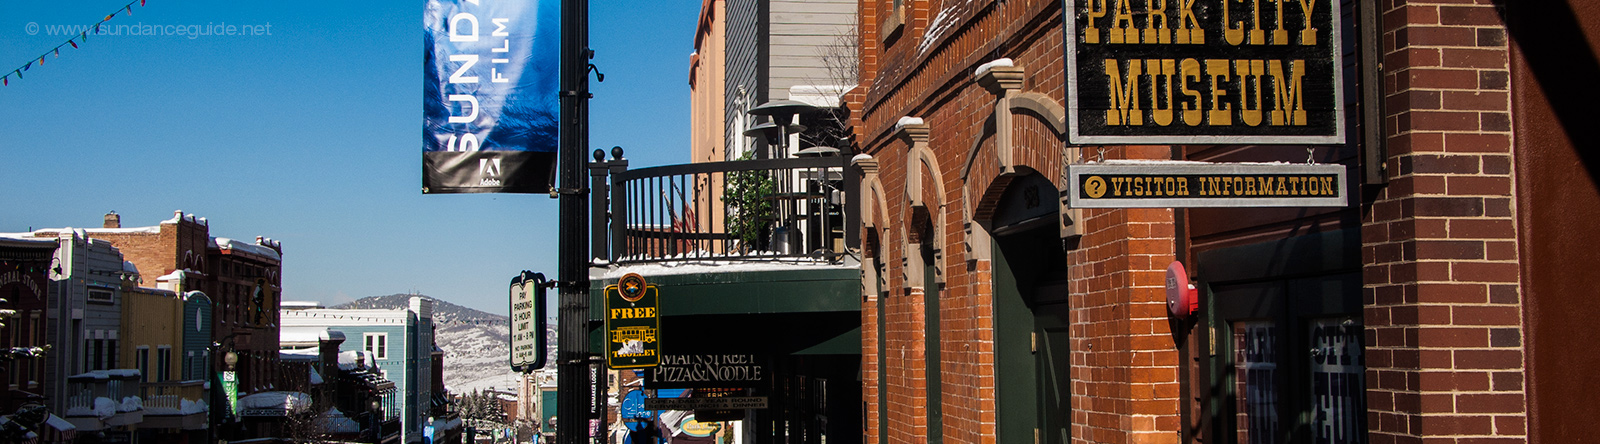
[5,0,149,88]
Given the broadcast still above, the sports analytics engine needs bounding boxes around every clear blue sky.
[0,0,701,313]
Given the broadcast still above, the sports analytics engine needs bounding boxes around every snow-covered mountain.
[331,294,555,394]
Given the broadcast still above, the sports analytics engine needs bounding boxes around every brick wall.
[856,1,1183,442]
[1362,0,1526,441]
[1067,149,1180,444]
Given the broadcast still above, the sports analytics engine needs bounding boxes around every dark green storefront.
[590,265,862,444]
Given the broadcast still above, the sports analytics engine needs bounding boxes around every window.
[137,347,150,382]
[87,288,113,304]
[157,347,172,382]
[365,333,388,360]
[882,0,908,43]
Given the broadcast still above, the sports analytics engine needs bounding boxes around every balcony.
[588,152,862,348]
[63,370,144,431]
[593,155,851,265]
[140,380,208,430]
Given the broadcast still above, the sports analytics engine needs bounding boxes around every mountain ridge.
[331,294,537,394]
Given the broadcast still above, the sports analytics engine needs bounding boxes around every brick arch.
[896,120,949,287]
[861,175,891,259]
[959,87,1072,261]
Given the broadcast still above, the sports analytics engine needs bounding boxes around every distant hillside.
[332,294,552,394]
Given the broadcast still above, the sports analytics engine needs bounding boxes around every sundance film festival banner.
[424,0,560,194]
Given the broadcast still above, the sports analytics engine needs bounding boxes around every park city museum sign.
[1066,0,1346,144]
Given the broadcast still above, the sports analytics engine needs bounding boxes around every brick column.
[1363,0,1527,441]
[1069,146,1182,444]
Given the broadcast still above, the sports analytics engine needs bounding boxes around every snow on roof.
[281,301,325,310]
[122,261,139,274]
[163,210,208,226]
[280,327,329,346]
[975,58,1015,77]
[29,225,164,237]
[851,153,873,163]
[45,413,76,431]
[69,369,141,380]
[599,258,856,279]
[918,2,965,56]
[280,348,321,362]
[239,391,313,413]
[0,233,58,248]
[214,237,281,261]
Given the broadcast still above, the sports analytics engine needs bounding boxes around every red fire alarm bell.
[1166,261,1198,319]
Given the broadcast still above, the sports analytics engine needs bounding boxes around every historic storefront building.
[851,0,1599,443]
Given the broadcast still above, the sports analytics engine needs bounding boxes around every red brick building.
[89,211,284,398]
[851,0,1599,443]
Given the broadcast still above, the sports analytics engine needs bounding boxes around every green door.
[994,224,1072,444]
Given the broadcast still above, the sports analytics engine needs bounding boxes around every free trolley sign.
[605,273,661,369]
[643,396,768,411]
[1067,163,1347,208]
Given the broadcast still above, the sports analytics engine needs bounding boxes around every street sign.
[1066,163,1348,208]
[605,273,661,369]
[509,271,549,371]
[645,354,767,389]
[643,396,768,411]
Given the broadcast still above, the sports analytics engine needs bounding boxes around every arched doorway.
[987,173,1072,443]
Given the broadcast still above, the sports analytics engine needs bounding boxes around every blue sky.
[0,0,701,313]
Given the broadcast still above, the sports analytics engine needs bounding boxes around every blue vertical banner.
[424,0,560,194]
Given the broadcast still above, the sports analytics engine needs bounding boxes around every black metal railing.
[591,155,849,264]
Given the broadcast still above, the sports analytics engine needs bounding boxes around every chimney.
[320,330,347,381]
[104,211,121,229]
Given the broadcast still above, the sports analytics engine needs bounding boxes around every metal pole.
[558,0,591,442]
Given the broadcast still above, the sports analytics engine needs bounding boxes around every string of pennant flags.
[280,310,512,326]
[4,0,148,87]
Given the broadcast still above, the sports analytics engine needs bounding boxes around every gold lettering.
[1176,0,1205,44]
[1250,0,1266,44]
[1111,0,1138,44]
[1146,0,1171,44]
[1134,177,1146,196]
[1149,59,1177,126]
[1084,0,1107,44]
[1322,177,1335,196]
[1225,0,1245,45]
[1276,177,1288,195]
[1178,178,1189,196]
[1237,60,1265,126]
[1112,177,1127,196]
[1245,177,1258,195]
[1180,59,1204,126]
[1106,59,1144,126]
[1206,59,1232,125]
[1271,0,1289,44]
[1297,0,1319,45]
[1268,60,1308,125]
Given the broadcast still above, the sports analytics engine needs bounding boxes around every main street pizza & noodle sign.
[1066,0,1345,144]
